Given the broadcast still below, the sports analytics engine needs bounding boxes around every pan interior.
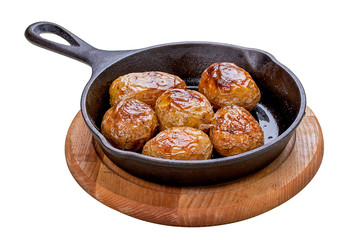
[84,43,301,159]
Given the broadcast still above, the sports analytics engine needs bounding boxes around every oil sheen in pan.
[186,85,279,159]
[251,103,279,143]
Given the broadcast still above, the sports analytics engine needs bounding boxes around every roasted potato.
[101,99,158,151]
[155,89,214,131]
[210,105,264,157]
[142,127,213,160]
[199,62,261,111]
[109,71,187,108]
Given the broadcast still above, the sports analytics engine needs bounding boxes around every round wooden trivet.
[65,107,323,227]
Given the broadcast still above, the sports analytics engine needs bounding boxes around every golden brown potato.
[142,127,213,160]
[155,89,214,131]
[109,71,187,108]
[198,62,261,111]
[101,99,158,151]
[210,105,264,157]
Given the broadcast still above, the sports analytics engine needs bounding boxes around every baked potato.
[109,71,187,108]
[101,99,158,151]
[155,89,214,131]
[142,127,213,160]
[198,62,261,111]
[210,105,264,157]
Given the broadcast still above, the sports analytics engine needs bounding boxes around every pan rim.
[80,41,306,168]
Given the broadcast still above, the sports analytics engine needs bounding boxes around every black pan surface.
[25,22,306,186]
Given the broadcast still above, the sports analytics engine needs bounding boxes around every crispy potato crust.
[142,127,213,160]
[199,62,261,111]
[210,105,264,156]
[155,89,214,131]
[101,99,158,151]
[109,71,187,108]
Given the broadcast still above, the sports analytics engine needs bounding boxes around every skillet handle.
[25,22,113,67]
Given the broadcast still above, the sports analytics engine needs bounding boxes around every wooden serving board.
[65,107,323,227]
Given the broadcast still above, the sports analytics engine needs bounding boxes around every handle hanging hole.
[40,32,70,46]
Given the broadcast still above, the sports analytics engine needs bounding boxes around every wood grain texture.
[65,107,323,226]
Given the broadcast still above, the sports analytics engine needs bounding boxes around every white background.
[1,0,359,239]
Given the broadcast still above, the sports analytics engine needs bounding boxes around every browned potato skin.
[155,89,214,131]
[142,127,213,160]
[109,71,187,108]
[210,105,264,157]
[101,99,159,151]
[198,62,261,111]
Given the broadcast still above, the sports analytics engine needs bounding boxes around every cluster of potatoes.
[101,62,264,160]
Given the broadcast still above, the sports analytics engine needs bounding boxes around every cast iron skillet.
[25,22,306,186]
